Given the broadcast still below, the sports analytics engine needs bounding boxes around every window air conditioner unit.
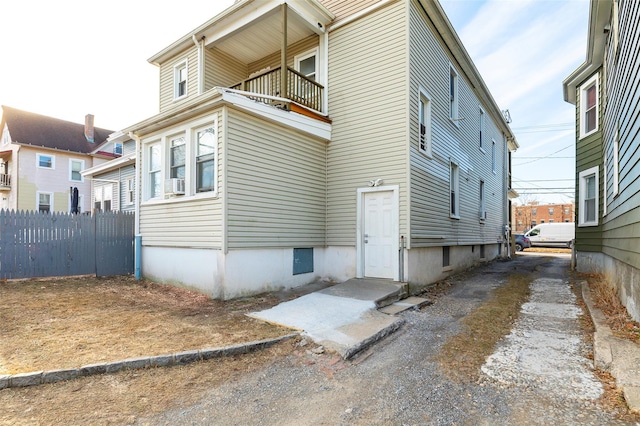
[165,178,185,195]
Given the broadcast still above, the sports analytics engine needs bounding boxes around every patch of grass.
[584,273,640,343]
[437,274,532,381]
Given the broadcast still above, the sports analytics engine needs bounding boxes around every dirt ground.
[0,275,294,374]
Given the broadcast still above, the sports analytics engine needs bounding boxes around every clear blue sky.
[1,0,589,205]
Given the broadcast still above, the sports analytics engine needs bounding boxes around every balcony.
[229,66,323,113]
[0,173,10,190]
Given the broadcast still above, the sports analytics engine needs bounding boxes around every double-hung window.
[170,136,186,179]
[580,74,599,138]
[174,61,188,99]
[148,144,161,198]
[479,180,486,220]
[449,65,459,122]
[196,127,216,193]
[579,166,598,226]
[479,107,485,150]
[37,192,52,213]
[450,161,460,218]
[70,159,83,182]
[418,88,432,156]
[94,184,113,212]
[127,179,135,205]
[491,140,496,173]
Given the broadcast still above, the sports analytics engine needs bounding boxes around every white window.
[174,61,188,99]
[450,161,460,218]
[491,140,496,173]
[195,127,216,193]
[479,179,486,220]
[126,178,135,205]
[170,135,186,179]
[613,123,619,196]
[69,159,84,182]
[37,192,52,213]
[479,107,485,150]
[418,88,432,156]
[295,49,318,81]
[579,166,598,226]
[580,74,599,138]
[449,65,459,122]
[37,153,55,169]
[148,143,162,198]
[94,184,113,212]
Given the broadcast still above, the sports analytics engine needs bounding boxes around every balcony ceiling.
[208,7,318,65]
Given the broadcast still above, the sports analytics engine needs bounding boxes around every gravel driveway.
[140,253,631,425]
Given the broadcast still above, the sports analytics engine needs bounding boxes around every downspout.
[504,134,511,259]
[192,35,204,95]
[129,131,142,280]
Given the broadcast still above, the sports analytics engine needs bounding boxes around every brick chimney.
[84,114,95,143]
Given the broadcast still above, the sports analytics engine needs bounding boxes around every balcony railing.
[0,173,10,189]
[230,66,324,113]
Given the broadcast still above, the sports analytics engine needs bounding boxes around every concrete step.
[379,296,432,315]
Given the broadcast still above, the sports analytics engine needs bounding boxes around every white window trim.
[579,74,599,139]
[450,160,460,219]
[479,106,485,152]
[37,153,55,170]
[174,60,188,100]
[294,48,320,82]
[449,64,459,125]
[418,87,432,157]
[147,142,162,200]
[126,178,135,205]
[69,159,84,182]
[491,140,497,174]
[578,166,599,227]
[192,121,218,195]
[36,191,53,212]
[479,179,486,221]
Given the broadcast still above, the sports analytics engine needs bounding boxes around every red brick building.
[513,203,574,233]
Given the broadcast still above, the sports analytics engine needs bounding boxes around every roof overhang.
[81,152,136,178]
[0,150,12,160]
[148,0,334,66]
[508,189,519,199]
[563,0,612,104]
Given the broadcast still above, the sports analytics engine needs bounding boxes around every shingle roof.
[0,105,114,154]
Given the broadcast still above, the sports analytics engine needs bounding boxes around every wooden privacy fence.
[0,210,135,280]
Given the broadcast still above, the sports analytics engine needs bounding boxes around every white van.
[524,223,575,248]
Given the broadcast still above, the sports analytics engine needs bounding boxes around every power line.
[513,178,574,182]
[512,145,574,165]
[514,156,574,159]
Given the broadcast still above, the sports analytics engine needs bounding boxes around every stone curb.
[342,318,405,360]
[581,281,640,413]
[0,333,299,390]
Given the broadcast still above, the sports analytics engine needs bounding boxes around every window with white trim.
[126,178,135,205]
[69,159,84,182]
[148,143,161,198]
[94,184,113,212]
[195,127,216,193]
[37,153,55,169]
[170,135,186,179]
[295,49,318,81]
[479,107,485,150]
[174,61,188,99]
[450,161,460,218]
[449,66,459,122]
[418,88,432,156]
[491,140,496,173]
[580,74,599,138]
[579,166,598,226]
[479,179,486,220]
[37,192,52,213]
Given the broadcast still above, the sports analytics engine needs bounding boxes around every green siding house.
[563,0,640,322]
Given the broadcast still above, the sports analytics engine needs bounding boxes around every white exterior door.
[363,191,395,278]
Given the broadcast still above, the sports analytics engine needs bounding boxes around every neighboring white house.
[119,0,518,299]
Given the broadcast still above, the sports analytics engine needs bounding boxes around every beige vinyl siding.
[225,108,326,249]
[408,0,507,248]
[158,45,199,112]
[575,71,603,252]
[140,199,222,248]
[326,0,407,246]
[320,0,381,22]
[139,110,224,249]
[247,35,319,75]
[601,0,640,269]
[204,47,247,91]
